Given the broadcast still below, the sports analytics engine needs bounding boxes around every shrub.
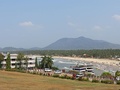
[92,79,99,83]
[39,72,43,75]
[101,80,114,84]
[59,75,66,79]
[32,71,37,74]
[51,66,59,70]
[69,70,79,74]
[52,74,59,78]
[101,72,113,78]
[66,76,72,79]
[59,74,68,79]
[116,80,120,85]
[78,77,89,81]
[71,76,76,80]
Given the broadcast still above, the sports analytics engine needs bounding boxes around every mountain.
[43,36,120,50]
[1,47,26,51]
[0,47,41,51]
[29,47,41,50]
[1,36,120,51]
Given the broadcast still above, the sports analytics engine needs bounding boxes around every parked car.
[44,68,52,72]
[54,70,62,74]
[76,73,84,78]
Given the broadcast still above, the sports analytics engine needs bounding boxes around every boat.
[72,64,94,75]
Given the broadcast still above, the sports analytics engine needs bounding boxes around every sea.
[52,58,104,76]
[37,56,120,76]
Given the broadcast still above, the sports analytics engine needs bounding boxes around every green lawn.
[0,70,119,90]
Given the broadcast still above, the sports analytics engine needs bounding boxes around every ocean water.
[52,58,104,76]
[38,57,117,76]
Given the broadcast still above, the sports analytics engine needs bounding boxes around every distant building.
[1,53,35,69]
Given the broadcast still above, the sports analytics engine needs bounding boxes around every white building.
[1,53,35,69]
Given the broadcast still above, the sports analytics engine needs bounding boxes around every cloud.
[19,21,34,27]
[93,25,102,30]
[112,14,120,21]
[68,22,76,27]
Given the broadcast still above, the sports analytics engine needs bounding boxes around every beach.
[52,56,120,75]
[53,56,120,66]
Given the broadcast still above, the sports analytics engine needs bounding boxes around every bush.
[39,72,43,75]
[32,71,37,74]
[78,77,89,81]
[51,66,59,70]
[59,75,66,79]
[101,80,114,84]
[66,76,72,79]
[92,79,99,83]
[116,80,120,85]
[52,74,59,78]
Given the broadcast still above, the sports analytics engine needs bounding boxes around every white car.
[44,68,52,72]
[54,70,62,74]
[76,73,84,78]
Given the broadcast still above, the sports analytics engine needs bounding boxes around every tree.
[115,71,120,81]
[35,57,38,68]
[41,56,48,69]
[101,72,113,78]
[6,53,11,70]
[46,56,53,69]
[115,71,120,77]
[24,56,29,70]
[40,56,54,69]
[0,53,4,68]
[17,53,24,69]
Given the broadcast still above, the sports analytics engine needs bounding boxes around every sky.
[0,0,120,48]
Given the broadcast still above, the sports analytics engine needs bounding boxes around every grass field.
[0,70,119,90]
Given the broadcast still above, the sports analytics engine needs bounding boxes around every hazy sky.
[0,0,120,48]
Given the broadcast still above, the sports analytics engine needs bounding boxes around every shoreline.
[53,56,120,66]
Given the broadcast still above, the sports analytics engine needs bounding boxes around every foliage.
[40,55,54,69]
[69,70,79,74]
[24,56,29,70]
[116,80,120,85]
[51,66,59,70]
[35,57,38,68]
[115,71,120,77]
[101,80,114,84]
[59,74,67,79]
[66,76,72,79]
[17,53,24,69]
[0,53,4,60]
[9,49,120,59]
[92,79,99,83]
[6,53,11,70]
[0,53,4,68]
[101,72,113,78]
[52,74,59,78]
[78,77,89,81]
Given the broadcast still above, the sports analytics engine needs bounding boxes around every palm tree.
[40,55,54,69]
[17,53,24,70]
[41,56,47,69]
[46,56,53,69]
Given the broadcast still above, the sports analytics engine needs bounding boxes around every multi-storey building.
[1,53,35,69]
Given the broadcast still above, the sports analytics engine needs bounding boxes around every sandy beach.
[53,56,120,66]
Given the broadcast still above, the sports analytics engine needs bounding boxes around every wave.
[58,60,77,64]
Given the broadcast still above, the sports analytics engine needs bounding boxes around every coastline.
[53,56,120,66]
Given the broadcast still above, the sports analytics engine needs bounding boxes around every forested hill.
[1,36,120,51]
[43,36,120,50]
